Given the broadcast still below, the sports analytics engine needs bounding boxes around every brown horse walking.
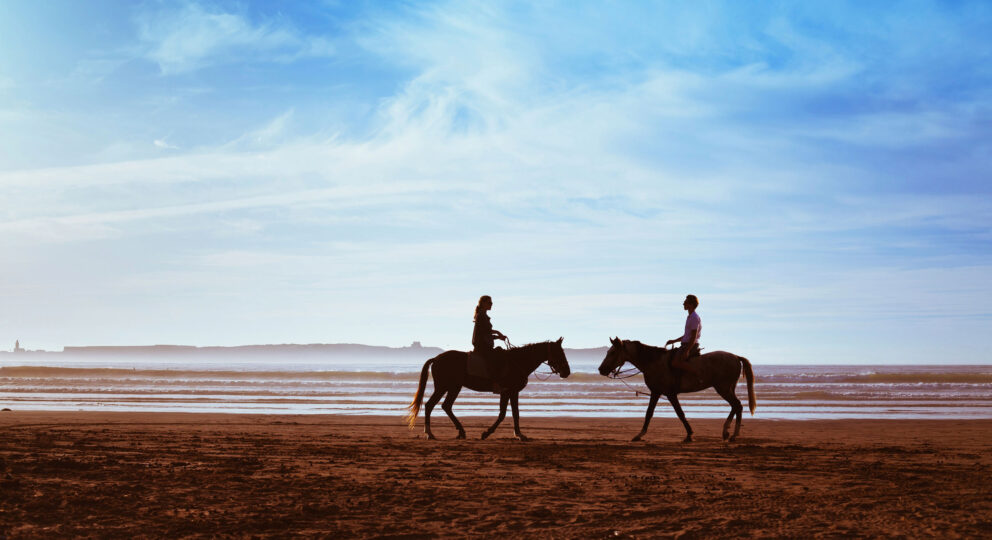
[407,338,570,441]
[599,337,756,442]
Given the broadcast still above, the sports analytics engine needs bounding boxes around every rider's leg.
[489,349,507,394]
[671,345,700,376]
[489,362,504,394]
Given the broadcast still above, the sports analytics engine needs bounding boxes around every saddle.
[660,344,701,365]
[467,349,507,384]
[466,351,489,378]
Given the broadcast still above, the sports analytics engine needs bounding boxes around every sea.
[2,351,991,420]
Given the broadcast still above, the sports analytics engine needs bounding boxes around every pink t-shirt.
[683,312,701,347]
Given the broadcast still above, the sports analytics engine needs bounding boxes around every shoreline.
[2,411,991,537]
[6,409,992,423]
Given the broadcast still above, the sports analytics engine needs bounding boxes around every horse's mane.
[627,340,669,363]
[505,341,553,354]
[514,340,553,348]
[501,341,556,364]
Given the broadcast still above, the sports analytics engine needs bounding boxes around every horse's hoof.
[480,431,491,440]
[722,432,729,441]
[515,435,529,442]
[456,432,466,440]
[729,435,737,443]
[426,434,436,441]
[632,436,643,442]
[682,435,693,443]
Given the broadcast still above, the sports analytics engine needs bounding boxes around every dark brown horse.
[599,337,755,442]
[407,338,570,441]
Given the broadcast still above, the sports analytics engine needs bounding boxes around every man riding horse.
[666,294,702,388]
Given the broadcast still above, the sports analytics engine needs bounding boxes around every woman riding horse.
[407,296,571,440]
[473,295,508,393]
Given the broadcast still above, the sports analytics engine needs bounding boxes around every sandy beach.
[1,411,990,538]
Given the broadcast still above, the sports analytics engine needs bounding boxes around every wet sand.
[1,411,990,538]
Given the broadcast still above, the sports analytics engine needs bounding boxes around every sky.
[0,1,990,363]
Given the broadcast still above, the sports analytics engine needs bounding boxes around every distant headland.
[2,341,444,358]
[2,340,607,358]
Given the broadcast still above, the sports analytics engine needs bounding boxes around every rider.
[472,295,508,393]
[665,294,702,378]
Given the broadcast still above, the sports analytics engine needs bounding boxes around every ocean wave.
[756,372,992,384]
[0,366,593,384]
[4,365,991,385]
[839,372,992,384]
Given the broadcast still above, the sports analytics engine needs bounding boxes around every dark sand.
[1,411,990,538]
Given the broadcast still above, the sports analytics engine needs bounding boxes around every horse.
[406,338,570,441]
[598,337,756,443]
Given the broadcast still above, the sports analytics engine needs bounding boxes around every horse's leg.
[423,388,445,440]
[667,395,693,443]
[715,386,743,442]
[441,386,466,439]
[510,392,528,441]
[733,396,744,441]
[733,398,744,442]
[481,393,510,440]
[632,392,661,442]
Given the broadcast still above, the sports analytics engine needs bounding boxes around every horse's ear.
[557,336,563,344]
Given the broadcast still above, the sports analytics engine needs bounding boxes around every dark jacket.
[472,312,494,352]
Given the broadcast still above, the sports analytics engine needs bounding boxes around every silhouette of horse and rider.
[407,294,755,442]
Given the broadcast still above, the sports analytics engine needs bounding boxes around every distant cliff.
[2,342,607,360]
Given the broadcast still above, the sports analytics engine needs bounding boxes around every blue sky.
[1,1,990,363]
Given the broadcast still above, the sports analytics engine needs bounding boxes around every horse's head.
[599,336,629,376]
[547,337,571,378]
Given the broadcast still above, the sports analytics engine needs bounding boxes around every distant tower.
[411,341,422,348]
[14,340,24,353]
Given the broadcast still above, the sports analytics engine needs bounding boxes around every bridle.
[498,338,564,380]
[531,341,563,381]
[606,343,651,397]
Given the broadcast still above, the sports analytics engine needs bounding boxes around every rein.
[607,345,653,398]
[608,366,651,398]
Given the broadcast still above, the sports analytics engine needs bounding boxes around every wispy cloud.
[153,139,180,150]
[136,2,334,74]
[223,110,295,150]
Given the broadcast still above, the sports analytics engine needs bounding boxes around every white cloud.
[223,110,294,150]
[136,3,334,74]
[153,139,180,150]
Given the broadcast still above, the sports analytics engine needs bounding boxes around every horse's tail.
[405,356,435,429]
[739,356,756,415]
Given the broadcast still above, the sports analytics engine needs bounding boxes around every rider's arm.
[491,329,506,340]
[666,327,697,346]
